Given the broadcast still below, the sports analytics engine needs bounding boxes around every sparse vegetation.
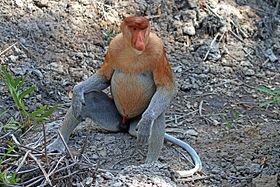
[0,66,57,131]
[256,85,280,108]
[0,145,20,186]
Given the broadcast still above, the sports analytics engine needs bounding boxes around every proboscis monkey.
[47,16,202,176]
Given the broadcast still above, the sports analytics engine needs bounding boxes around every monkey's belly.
[111,71,156,118]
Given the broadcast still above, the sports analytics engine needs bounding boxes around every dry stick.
[0,42,17,56]
[53,170,80,181]
[53,162,77,175]
[78,130,89,159]
[17,167,40,174]
[0,153,20,157]
[48,155,66,177]
[229,30,245,43]
[21,175,43,185]
[198,100,204,116]
[42,123,49,165]
[15,150,31,173]
[205,4,222,20]
[57,130,74,160]
[177,175,214,182]
[203,33,220,61]
[25,177,44,187]
[20,125,33,138]
[28,153,53,186]
[242,48,253,59]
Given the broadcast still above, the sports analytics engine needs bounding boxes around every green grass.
[0,65,58,130]
[256,85,280,108]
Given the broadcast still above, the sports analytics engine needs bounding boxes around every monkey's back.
[111,70,156,118]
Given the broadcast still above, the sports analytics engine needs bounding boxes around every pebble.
[49,62,64,74]
[84,177,93,185]
[183,23,195,36]
[9,55,18,63]
[186,129,198,136]
[242,67,255,76]
[252,175,278,187]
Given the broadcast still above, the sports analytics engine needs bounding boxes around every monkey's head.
[121,16,150,54]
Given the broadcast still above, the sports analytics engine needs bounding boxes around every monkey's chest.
[111,71,156,118]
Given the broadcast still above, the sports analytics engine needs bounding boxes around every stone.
[252,175,278,187]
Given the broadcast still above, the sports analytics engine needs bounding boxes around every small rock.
[242,67,255,76]
[173,20,183,29]
[84,177,93,185]
[32,69,44,79]
[15,0,24,7]
[186,129,198,136]
[9,55,18,63]
[112,180,123,187]
[49,62,64,74]
[211,166,221,174]
[11,67,27,75]
[248,163,261,174]
[240,61,253,67]
[252,175,278,187]
[33,0,49,8]
[183,22,195,35]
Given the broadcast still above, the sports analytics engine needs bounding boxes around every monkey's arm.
[72,52,114,118]
[137,52,176,143]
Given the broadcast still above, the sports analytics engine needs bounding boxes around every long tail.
[164,133,202,177]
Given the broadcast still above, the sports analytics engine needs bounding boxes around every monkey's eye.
[133,27,137,31]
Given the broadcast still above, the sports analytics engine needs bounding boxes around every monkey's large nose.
[134,42,145,51]
[134,32,145,51]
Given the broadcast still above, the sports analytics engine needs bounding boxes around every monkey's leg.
[47,107,81,153]
[146,114,165,164]
[80,91,122,131]
[47,91,122,153]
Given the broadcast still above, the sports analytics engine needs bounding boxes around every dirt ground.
[0,0,279,186]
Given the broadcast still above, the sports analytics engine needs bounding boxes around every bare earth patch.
[0,0,279,186]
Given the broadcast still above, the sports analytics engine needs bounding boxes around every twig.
[229,30,245,43]
[42,123,49,165]
[0,153,20,157]
[78,130,89,159]
[48,155,66,177]
[25,176,44,187]
[177,175,214,182]
[53,170,80,181]
[273,1,279,16]
[17,167,40,174]
[198,100,204,116]
[20,175,43,185]
[242,48,253,59]
[205,4,222,20]
[28,153,53,186]
[0,42,17,56]
[15,150,31,172]
[57,130,74,160]
[203,33,220,61]
[53,162,77,174]
[20,125,33,138]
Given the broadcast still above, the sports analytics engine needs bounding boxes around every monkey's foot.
[47,139,66,153]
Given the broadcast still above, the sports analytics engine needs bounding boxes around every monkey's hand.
[136,118,153,144]
[72,86,85,118]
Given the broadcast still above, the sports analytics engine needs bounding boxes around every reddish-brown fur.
[97,16,174,117]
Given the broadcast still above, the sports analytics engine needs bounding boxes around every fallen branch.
[28,153,53,186]
[0,42,17,56]
[58,130,74,160]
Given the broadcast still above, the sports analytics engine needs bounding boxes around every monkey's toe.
[137,135,149,145]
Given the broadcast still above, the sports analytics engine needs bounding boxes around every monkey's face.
[122,16,150,54]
